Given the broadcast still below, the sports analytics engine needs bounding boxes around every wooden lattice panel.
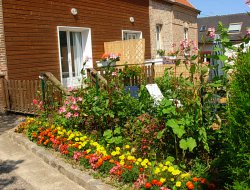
[104,39,145,65]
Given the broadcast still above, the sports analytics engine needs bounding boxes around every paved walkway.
[0,113,86,190]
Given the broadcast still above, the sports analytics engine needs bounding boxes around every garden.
[15,23,250,190]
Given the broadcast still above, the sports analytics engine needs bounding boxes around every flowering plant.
[167,50,179,56]
[101,52,121,63]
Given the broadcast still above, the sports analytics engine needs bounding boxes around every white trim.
[122,30,143,40]
[57,26,93,87]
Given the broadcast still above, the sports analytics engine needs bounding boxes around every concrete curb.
[7,129,116,190]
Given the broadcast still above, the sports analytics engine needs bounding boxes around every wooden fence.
[0,72,70,114]
[4,79,40,114]
[104,39,145,65]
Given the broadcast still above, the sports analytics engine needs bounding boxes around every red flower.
[152,179,158,185]
[187,182,194,190]
[145,182,152,189]
[200,178,206,184]
[192,177,199,182]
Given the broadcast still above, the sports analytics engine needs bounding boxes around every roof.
[198,13,250,43]
[176,0,195,9]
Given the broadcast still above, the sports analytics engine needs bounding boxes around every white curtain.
[72,32,83,77]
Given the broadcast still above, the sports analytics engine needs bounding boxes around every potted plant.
[167,50,178,59]
[97,52,121,67]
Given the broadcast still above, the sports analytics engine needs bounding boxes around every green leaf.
[157,128,167,139]
[218,55,228,62]
[186,137,197,152]
[166,119,186,138]
[179,139,188,150]
[190,64,196,74]
[103,129,112,138]
[166,156,175,162]
[179,138,197,152]
[114,127,121,135]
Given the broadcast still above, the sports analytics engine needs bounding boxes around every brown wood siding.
[3,0,151,80]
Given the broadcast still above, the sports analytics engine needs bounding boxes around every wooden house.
[0,0,198,88]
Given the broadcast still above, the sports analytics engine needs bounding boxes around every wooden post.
[0,74,7,113]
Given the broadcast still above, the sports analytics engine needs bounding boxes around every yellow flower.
[172,169,181,176]
[78,145,82,149]
[86,149,91,154]
[125,145,130,149]
[115,147,121,151]
[127,155,135,161]
[75,137,79,142]
[165,161,171,165]
[160,178,166,183]
[162,166,168,171]
[168,166,174,172]
[181,173,190,178]
[154,167,161,175]
[120,160,125,165]
[137,158,142,162]
[111,151,117,156]
[171,178,175,182]
[159,163,164,168]
[119,155,125,160]
[176,181,181,187]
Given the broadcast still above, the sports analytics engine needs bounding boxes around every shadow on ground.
[0,159,24,189]
[0,113,26,135]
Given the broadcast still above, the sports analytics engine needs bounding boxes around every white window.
[228,23,242,33]
[58,27,93,88]
[184,28,188,40]
[156,24,162,50]
[122,30,142,40]
[200,25,206,32]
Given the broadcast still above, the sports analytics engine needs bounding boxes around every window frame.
[156,24,162,50]
[200,25,207,32]
[122,30,143,40]
[228,22,242,34]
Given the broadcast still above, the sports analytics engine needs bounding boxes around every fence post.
[0,74,7,113]
[151,62,155,83]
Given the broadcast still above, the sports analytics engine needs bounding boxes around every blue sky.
[189,0,250,17]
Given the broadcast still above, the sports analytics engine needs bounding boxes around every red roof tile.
[176,0,195,9]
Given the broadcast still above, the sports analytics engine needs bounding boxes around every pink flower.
[59,106,66,114]
[207,27,216,38]
[160,187,171,190]
[247,28,250,36]
[65,112,72,119]
[68,87,74,91]
[70,104,79,111]
[73,152,82,161]
[33,99,38,105]
[73,112,79,117]
[77,97,83,102]
[64,100,69,105]
[112,72,117,76]
[246,0,250,5]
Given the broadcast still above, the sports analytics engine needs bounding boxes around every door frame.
[57,26,93,87]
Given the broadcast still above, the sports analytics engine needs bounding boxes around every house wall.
[149,0,173,58]
[172,5,198,47]
[2,0,151,80]
[149,0,198,58]
[0,0,7,76]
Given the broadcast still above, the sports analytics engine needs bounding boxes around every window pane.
[59,31,69,78]
[228,23,241,33]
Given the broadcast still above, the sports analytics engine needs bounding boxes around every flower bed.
[16,118,212,190]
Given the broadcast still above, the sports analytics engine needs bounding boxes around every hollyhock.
[207,27,215,38]
[247,28,250,36]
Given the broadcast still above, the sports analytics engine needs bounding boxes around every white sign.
[146,84,164,105]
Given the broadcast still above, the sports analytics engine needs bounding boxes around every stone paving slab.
[6,126,117,190]
[0,131,86,190]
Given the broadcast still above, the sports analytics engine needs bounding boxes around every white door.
[58,27,93,88]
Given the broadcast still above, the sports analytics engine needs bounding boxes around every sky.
[189,0,250,17]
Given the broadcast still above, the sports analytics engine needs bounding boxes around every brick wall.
[149,0,198,58]
[0,0,7,77]
[172,5,198,47]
